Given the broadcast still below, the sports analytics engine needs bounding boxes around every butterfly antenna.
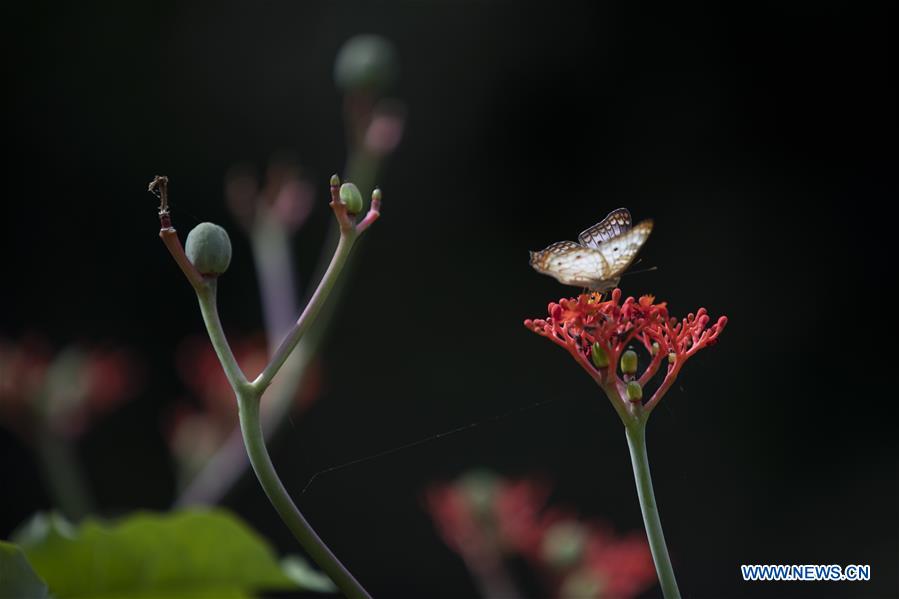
[623,265,659,277]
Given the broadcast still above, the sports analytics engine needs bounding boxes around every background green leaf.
[11,509,335,598]
[0,541,51,599]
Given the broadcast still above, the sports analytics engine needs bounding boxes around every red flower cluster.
[425,471,656,599]
[0,336,138,438]
[525,289,727,414]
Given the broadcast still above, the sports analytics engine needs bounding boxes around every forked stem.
[196,281,371,599]
[157,176,378,599]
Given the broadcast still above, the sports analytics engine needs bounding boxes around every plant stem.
[34,428,93,521]
[625,419,681,599]
[254,231,355,391]
[237,390,371,599]
[194,278,371,599]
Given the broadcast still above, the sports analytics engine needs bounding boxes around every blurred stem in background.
[1,339,138,521]
[175,34,404,507]
[34,428,93,521]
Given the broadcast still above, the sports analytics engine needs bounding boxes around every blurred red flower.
[167,333,322,468]
[0,335,139,438]
[425,470,657,599]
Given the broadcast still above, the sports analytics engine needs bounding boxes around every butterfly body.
[529,208,653,291]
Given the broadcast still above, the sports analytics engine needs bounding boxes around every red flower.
[525,289,727,417]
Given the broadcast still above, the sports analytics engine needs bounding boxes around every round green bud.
[329,173,341,187]
[339,182,364,214]
[185,222,232,276]
[668,352,677,365]
[591,343,609,368]
[626,380,643,402]
[620,350,638,375]
[651,341,660,356]
[541,521,587,570]
[334,34,398,93]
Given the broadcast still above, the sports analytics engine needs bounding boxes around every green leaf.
[11,509,336,598]
[0,541,50,599]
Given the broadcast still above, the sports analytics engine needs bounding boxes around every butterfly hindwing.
[530,241,611,287]
[578,208,632,249]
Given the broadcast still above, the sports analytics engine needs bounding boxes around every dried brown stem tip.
[149,175,172,228]
[150,175,205,289]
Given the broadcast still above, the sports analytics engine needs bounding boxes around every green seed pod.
[334,34,398,93]
[590,343,609,368]
[626,380,643,402]
[620,350,638,375]
[339,183,364,214]
[185,222,232,276]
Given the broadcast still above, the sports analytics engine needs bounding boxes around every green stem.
[254,231,356,391]
[625,418,681,599]
[195,279,370,599]
[237,390,370,599]
[196,281,249,391]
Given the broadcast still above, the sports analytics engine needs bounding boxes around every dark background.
[3,1,896,598]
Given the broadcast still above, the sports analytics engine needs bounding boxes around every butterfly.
[529,208,653,291]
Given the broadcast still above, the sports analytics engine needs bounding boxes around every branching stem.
[155,175,378,599]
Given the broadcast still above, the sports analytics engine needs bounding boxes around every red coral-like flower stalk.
[524,289,726,422]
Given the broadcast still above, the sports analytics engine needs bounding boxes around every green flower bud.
[620,350,638,375]
[626,380,643,402]
[668,352,677,365]
[541,521,588,570]
[651,341,660,356]
[185,222,232,276]
[334,34,398,93]
[330,173,341,187]
[590,343,609,368]
[339,182,364,214]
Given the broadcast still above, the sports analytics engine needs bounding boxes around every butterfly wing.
[529,241,611,287]
[595,220,654,277]
[578,208,633,249]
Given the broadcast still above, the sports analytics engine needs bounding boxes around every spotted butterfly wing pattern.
[529,208,653,291]
[577,208,632,248]
[594,220,653,275]
[529,241,614,289]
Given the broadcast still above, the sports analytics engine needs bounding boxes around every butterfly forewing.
[577,208,632,249]
[595,220,653,274]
